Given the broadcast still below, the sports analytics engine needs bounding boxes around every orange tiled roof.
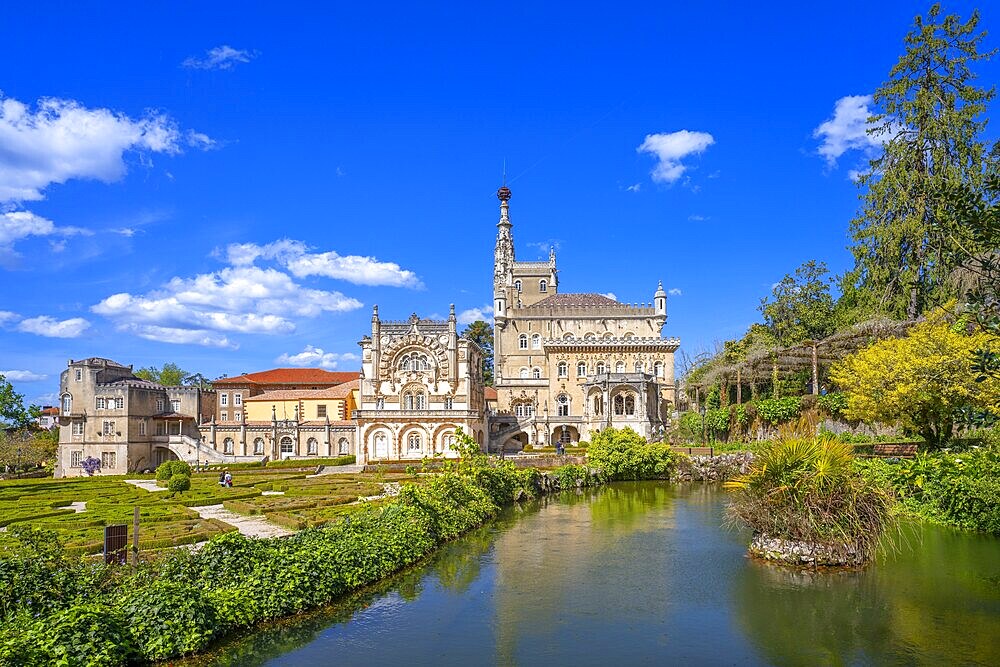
[309,379,360,399]
[40,406,60,416]
[212,368,359,386]
[484,387,498,400]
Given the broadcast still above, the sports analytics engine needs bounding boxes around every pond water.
[189,483,1000,666]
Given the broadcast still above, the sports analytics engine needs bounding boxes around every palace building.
[489,186,679,451]
[354,305,487,464]
[55,183,679,473]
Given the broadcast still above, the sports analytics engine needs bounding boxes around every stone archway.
[551,425,579,446]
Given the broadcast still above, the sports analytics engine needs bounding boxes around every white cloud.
[687,214,709,222]
[0,310,18,325]
[91,264,363,347]
[637,130,715,184]
[0,95,209,204]
[0,370,47,382]
[277,345,360,370]
[813,95,884,167]
[458,306,493,325]
[668,288,682,296]
[602,292,618,301]
[224,239,422,288]
[0,210,92,267]
[183,46,257,70]
[18,315,90,338]
[525,240,560,256]
[122,324,235,349]
[626,183,641,192]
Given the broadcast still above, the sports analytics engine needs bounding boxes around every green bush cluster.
[155,460,192,482]
[856,442,1000,533]
[167,474,191,494]
[817,391,848,417]
[755,396,802,425]
[587,427,679,481]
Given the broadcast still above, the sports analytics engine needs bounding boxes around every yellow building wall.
[244,390,355,422]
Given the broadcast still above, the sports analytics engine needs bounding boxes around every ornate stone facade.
[490,187,680,451]
[355,305,487,463]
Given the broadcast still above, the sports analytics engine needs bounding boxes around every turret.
[654,281,667,326]
[494,186,514,323]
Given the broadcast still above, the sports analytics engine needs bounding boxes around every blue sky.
[2,1,997,406]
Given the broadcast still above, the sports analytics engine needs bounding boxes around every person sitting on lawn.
[223,470,233,488]
[218,470,225,486]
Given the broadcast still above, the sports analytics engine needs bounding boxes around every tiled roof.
[39,406,60,416]
[484,387,498,400]
[213,368,359,386]
[245,389,312,402]
[523,293,625,309]
[246,379,360,403]
[309,379,360,399]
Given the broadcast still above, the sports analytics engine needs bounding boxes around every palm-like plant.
[725,436,894,565]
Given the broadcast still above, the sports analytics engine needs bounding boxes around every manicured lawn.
[0,469,420,554]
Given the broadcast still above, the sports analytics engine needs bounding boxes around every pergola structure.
[686,318,918,406]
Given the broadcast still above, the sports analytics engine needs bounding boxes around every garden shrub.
[167,474,191,495]
[725,437,895,563]
[705,408,730,439]
[756,396,802,424]
[587,427,678,480]
[117,580,219,660]
[155,460,191,482]
[551,464,600,488]
[29,603,134,667]
[817,391,848,417]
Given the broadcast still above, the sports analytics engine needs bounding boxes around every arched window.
[584,332,596,340]
[338,437,350,454]
[557,394,570,417]
[403,390,426,410]
[563,332,574,340]
[61,394,72,415]
[635,361,644,373]
[375,397,385,410]
[515,280,522,292]
[577,362,587,376]
[398,353,431,371]
[603,332,615,339]
[539,279,547,292]
[515,403,525,418]
[253,437,265,455]
[519,367,529,379]
[442,432,455,450]
[623,332,634,339]
[443,396,453,410]
[625,394,636,416]
[593,395,603,416]
[518,334,528,349]
[654,361,664,378]
[532,367,541,379]
[613,394,625,416]
[307,437,318,454]
[615,361,626,373]
[280,436,295,457]
[223,437,234,454]
[407,433,422,451]
[531,334,541,349]
[557,362,568,378]
[596,362,606,375]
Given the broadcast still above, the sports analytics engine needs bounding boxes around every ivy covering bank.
[0,431,677,666]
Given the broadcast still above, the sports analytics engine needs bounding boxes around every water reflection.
[184,483,1000,667]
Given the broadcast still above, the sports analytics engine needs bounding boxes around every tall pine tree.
[849,4,996,320]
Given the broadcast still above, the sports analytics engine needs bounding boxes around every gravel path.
[125,479,168,492]
[193,504,293,539]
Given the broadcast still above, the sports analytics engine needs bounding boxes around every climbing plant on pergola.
[684,318,918,407]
